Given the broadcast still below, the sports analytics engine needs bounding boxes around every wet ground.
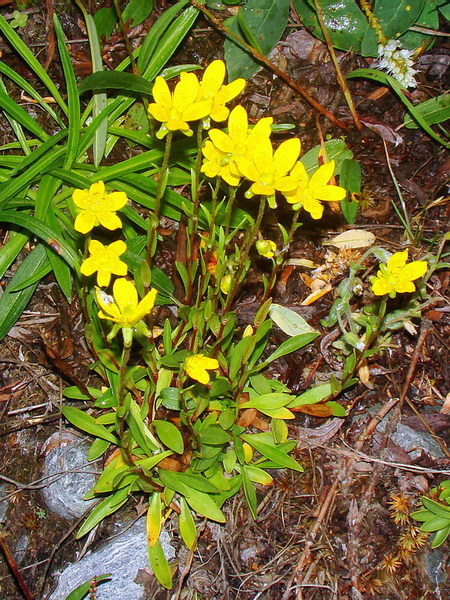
[0,2,449,599]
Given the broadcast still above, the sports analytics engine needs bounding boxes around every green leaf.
[122,0,154,27]
[269,304,318,337]
[153,420,184,454]
[292,0,368,53]
[420,515,450,532]
[199,425,229,446]
[0,87,48,141]
[148,538,172,589]
[54,15,80,168]
[403,94,450,129]
[0,244,50,340]
[264,332,318,364]
[224,0,290,80]
[431,525,450,548]
[179,497,197,550]
[240,434,304,472]
[339,159,361,225]
[63,574,111,600]
[76,486,130,538]
[242,467,257,520]
[126,399,159,454]
[0,14,67,112]
[61,406,118,444]
[0,230,28,280]
[301,140,353,175]
[147,492,162,547]
[421,497,450,519]
[288,383,333,408]
[361,0,425,57]
[348,69,450,148]
[79,71,153,96]
[184,488,226,523]
[0,210,79,267]
[241,392,293,410]
[93,7,117,39]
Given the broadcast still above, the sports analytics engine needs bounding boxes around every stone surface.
[48,518,175,600]
[40,431,98,519]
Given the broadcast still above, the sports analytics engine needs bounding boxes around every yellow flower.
[201,105,272,187]
[80,239,128,287]
[237,137,301,206]
[96,278,158,346]
[73,181,128,234]
[371,250,427,297]
[196,60,245,123]
[283,160,346,219]
[255,239,276,258]
[148,73,210,139]
[184,354,219,385]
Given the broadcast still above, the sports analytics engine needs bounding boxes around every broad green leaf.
[269,304,318,337]
[422,497,450,519]
[241,392,293,410]
[243,465,273,486]
[179,497,197,550]
[300,140,353,175]
[224,0,290,80]
[126,399,159,454]
[147,492,162,547]
[261,406,295,419]
[122,0,154,27]
[199,425,229,446]
[264,332,318,364]
[431,525,450,548]
[61,406,118,444]
[288,383,333,408]
[87,438,110,462]
[153,420,184,454]
[240,434,304,472]
[148,538,172,589]
[93,6,117,39]
[63,574,111,600]
[403,94,450,129]
[293,0,367,52]
[174,473,219,494]
[0,244,50,340]
[184,488,226,523]
[93,455,128,494]
[420,516,450,532]
[361,0,425,57]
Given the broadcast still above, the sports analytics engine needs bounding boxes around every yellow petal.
[228,105,248,141]
[98,211,123,231]
[387,250,409,272]
[134,288,158,322]
[113,278,138,314]
[371,276,393,296]
[209,129,234,154]
[201,59,225,96]
[74,210,96,234]
[152,76,171,108]
[310,161,335,190]
[174,72,200,108]
[273,138,301,177]
[400,260,427,281]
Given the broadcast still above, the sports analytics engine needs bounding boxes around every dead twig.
[0,532,34,600]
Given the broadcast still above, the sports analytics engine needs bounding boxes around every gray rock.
[391,424,444,460]
[0,483,9,523]
[48,518,175,600]
[40,431,99,519]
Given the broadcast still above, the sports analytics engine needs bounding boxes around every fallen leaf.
[324,229,375,249]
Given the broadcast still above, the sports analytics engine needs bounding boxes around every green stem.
[147,131,173,263]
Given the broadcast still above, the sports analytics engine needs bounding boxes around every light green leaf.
[148,538,172,589]
[61,406,118,444]
[179,497,197,550]
[288,383,333,408]
[269,304,318,337]
[264,332,318,364]
[77,486,130,538]
[63,574,111,600]
[147,492,162,547]
[153,420,184,454]
[240,434,304,472]
[403,94,450,129]
[184,488,226,523]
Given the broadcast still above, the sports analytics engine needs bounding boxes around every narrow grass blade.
[0,244,50,340]
[0,14,67,114]
[54,15,80,168]
[0,230,29,280]
[0,210,79,267]
[0,88,49,141]
[0,60,64,127]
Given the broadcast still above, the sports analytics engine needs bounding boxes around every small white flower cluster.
[377,39,417,88]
